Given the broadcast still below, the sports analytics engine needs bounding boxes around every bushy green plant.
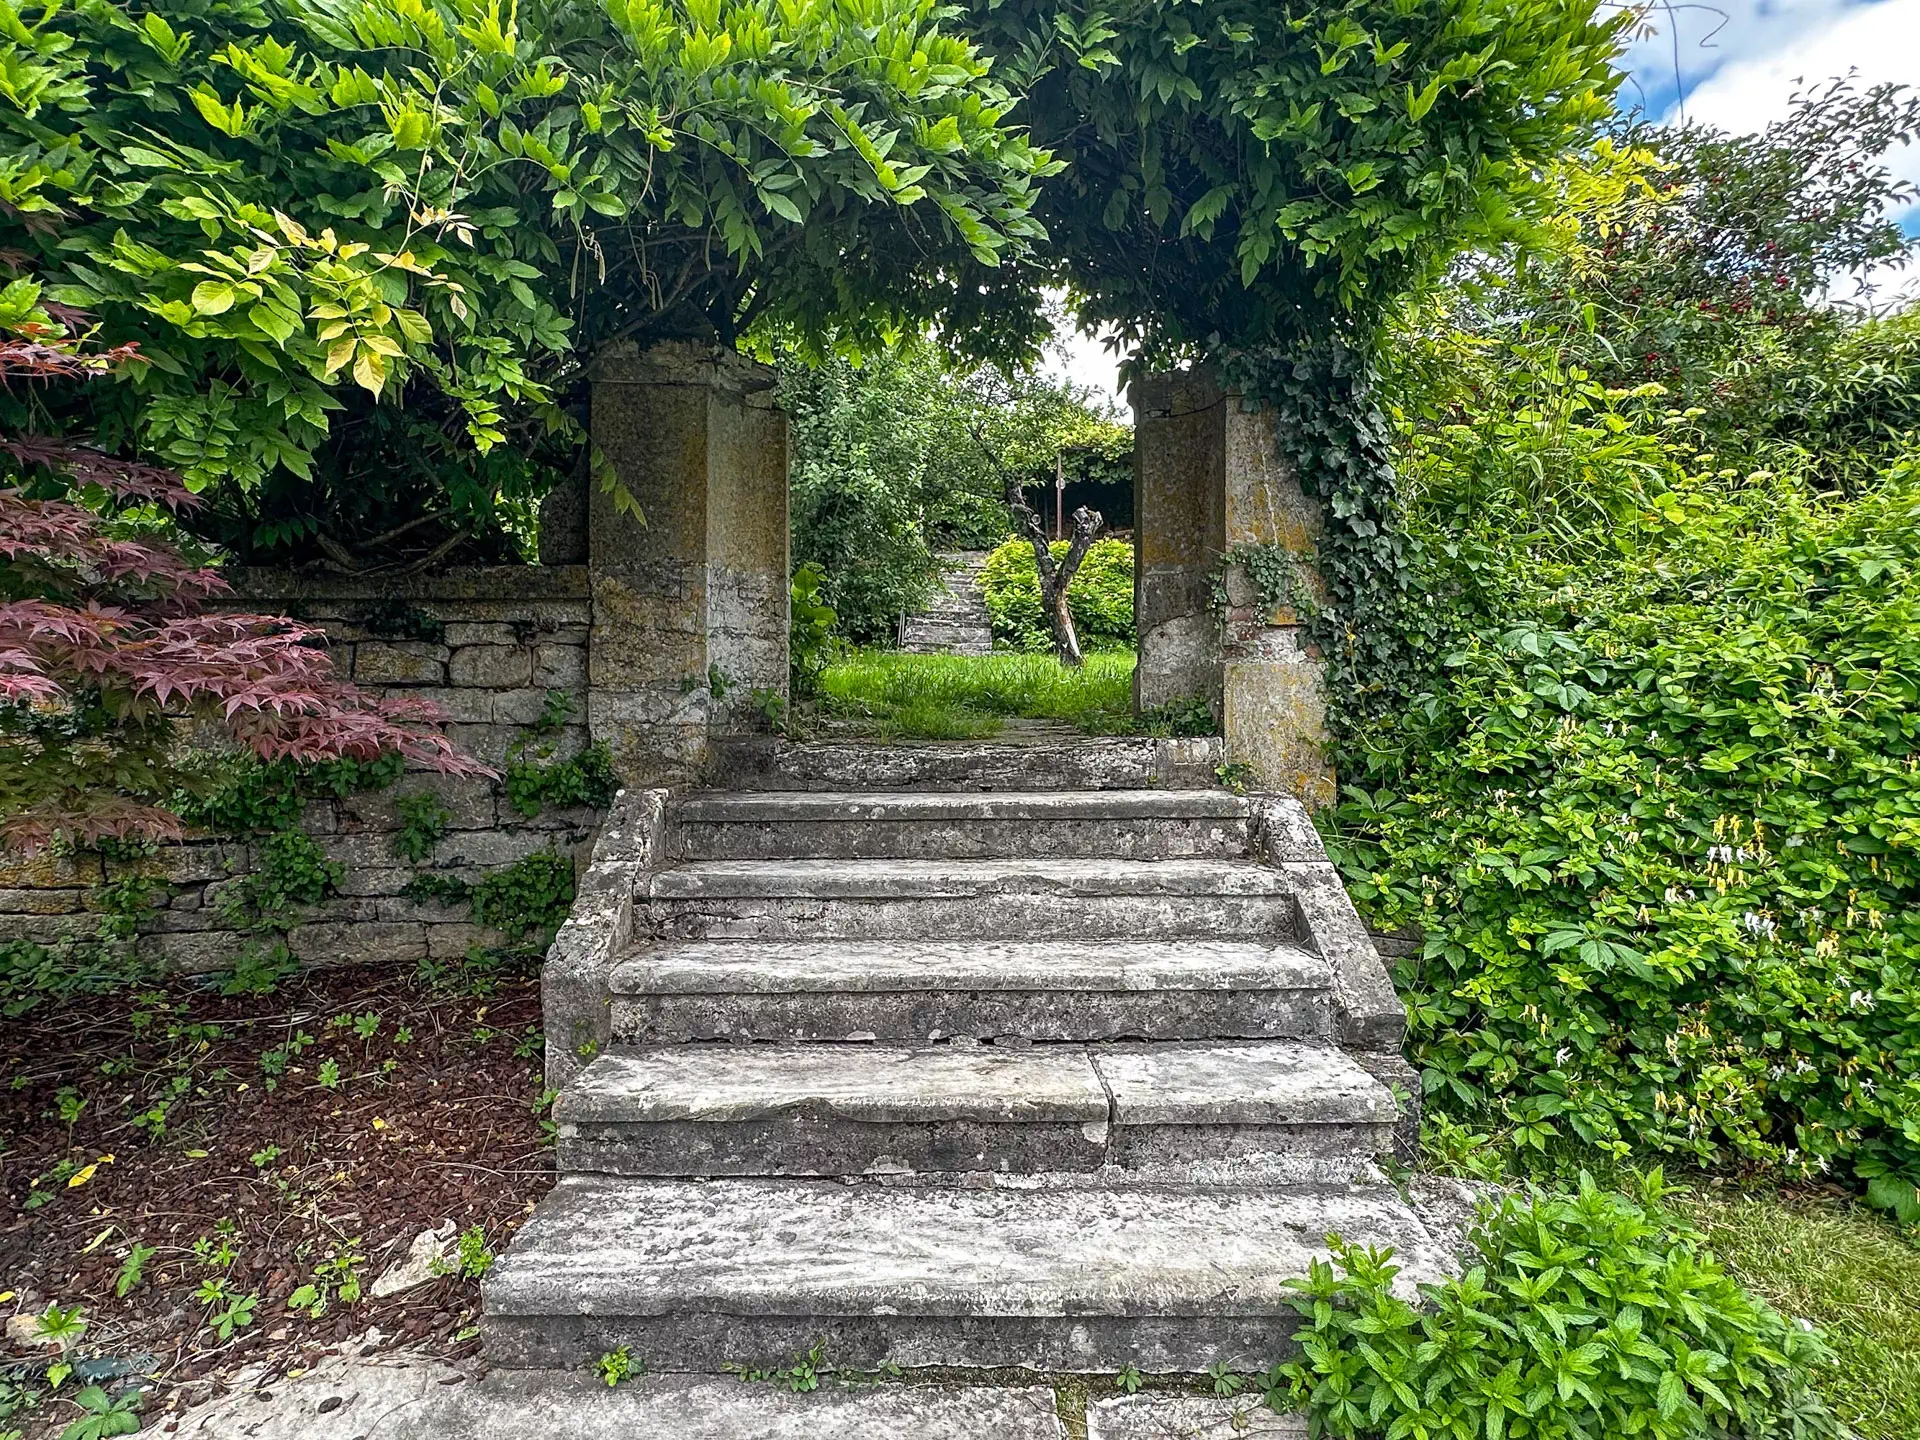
[1274,1172,1842,1440]
[470,849,575,942]
[981,536,1133,651]
[1326,454,1920,1217]
[788,563,838,699]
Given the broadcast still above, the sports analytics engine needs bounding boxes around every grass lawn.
[814,649,1142,739]
[1682,1188,1920,1439]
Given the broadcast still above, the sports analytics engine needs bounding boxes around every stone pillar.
[1132,370,1225,717]
[587,341,788,784]
[1130,367,1336,807]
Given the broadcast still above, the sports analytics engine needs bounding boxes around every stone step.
[610,938,1335,1043]
[670,790,1252,861]
[555,1041,1394,1178]
[482,1176,1455,1372]
[642,859,1303,942]
[702,736,1225,792]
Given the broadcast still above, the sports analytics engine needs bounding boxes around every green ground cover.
[814,650,1139,739]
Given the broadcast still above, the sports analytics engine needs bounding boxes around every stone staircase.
[486,740,1451,1379]
[898,551,994,654]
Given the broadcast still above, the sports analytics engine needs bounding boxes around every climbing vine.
[1221,336,1439,743]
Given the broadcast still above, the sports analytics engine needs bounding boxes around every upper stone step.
[670,790,1252,861]
[703,736,1225,793]
[610,938,1336,1043]
[641,859,1303,942]
[482,1176,1456,1373]
[554,1040,1398,1179]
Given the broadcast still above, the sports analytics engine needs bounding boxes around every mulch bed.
[0,962,552,1436]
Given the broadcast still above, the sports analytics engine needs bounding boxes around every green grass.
[815,649,1140,739]
[1683,1189,1920,1439]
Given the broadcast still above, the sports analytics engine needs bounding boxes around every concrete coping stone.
[611,939,1332,996]
[648,859,1295,901]
[672,790,1252,823]
[483,1176,1456,1319]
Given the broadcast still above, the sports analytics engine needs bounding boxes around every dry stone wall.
[0,567,604,974]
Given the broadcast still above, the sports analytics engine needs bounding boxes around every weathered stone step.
[555,1041,1394,1177]
[611,938,1335,1043]
[482,1176,1455,1372]
[671,790,1252,861]
[642,859,1302,942]
[703,736,1225,792]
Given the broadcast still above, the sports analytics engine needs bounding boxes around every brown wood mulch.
[0,963,552,1434]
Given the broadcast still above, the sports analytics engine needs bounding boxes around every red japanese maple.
[1,326,491,853]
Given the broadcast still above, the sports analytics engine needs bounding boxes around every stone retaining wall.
[0,568,602,974]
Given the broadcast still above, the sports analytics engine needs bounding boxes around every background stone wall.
[0,567,603,974]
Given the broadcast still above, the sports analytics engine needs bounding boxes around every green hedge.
[1326,456,1920,1218]
[980,536,1134,651]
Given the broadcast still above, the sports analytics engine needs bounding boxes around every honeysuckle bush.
[1273,1171,1843,1440]
[1323,426,1920,1220]
[0,0,1054,563]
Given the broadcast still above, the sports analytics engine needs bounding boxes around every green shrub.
[1274,1172,1841,1440]
[981,537,1135,651]
[1326,457,1920,1217]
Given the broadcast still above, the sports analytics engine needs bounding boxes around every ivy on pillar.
[1131,366,1337,808]
[586,341,789,784]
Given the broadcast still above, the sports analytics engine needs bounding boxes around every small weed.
[456,1226,494,1279]
[287,1243,365,1318]
[316,1058,342,1090]
[1206,1361,1245,1398]
[56,1385,140,1440]
[392,792,453,863]
[1213,761,1256,795]
[1116,1365,1144,1394]
[196,1280,257,1340]
[114,1245,157,1299]
[595,1346,638,1388]
[214,941,299,997]
[29,1303,87,1349]
[51,1087,86,1126]
[730,1339,828,1392]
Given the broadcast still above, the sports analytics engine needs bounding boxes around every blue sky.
[1617,0,1920,241]
[1052,0,1920,394]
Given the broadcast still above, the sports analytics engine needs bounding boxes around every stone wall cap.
[590,339,777,394]
[229,565,589,604]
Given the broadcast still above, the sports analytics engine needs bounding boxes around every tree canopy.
[963,0,1627,360]
[0,0,1054,561]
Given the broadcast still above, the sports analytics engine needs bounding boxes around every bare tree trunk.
[1008,476,1103,668]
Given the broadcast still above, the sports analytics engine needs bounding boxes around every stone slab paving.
[161,1347,1068,1439]
[1087,1394,1307,1439]
[649,858,1297,899]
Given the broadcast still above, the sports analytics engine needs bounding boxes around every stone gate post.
[1132,367,1336,807]
[586,341,788,784]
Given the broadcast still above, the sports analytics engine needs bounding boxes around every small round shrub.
[981,536,1134,651]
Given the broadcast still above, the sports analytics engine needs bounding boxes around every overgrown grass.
[815,650,1139,738]
[1683,1189,1920,1440]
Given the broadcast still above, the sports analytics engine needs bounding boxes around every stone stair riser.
[556,1116,1396,1179]
[482,1311,1300,1376]
[612,988,1336,1045]
[671,817,1252,862]
[641,894,1302,942]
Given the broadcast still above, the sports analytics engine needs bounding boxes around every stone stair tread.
[648,858,1291,900]
[485,1176,1453,1319]
[674,790,1247,822]
[612,938,1329,996]
[557,1044,1109,1126]
[556,1041,1391,1127]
